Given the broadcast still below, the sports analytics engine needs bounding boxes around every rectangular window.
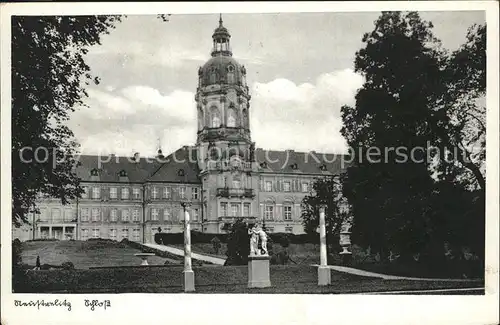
[265,205,274,220]
[164,187,171,199]
[109,229,117,240]
[92,228,100,238]
[133,188,141,199]
[121,209,129,222]
[220,202,228,217]
[132,209,140,222]
[81,229,89,240]
[152,187,158,199]
[265,181,272,192]
[284,206,292,221]
[110,187,117,199]
[243,203,250,217]
[81,208,89,222]
[179,187,186,199]
[110,209,118,222]
[192,187,199,200]
[231,203,239,217]
[151,208,159,221]
[64,208,74,222]
[232,180,241,188]
[192,208,199,221]
[302,182,309,193]
[122,228,129,239]
[133,229,140,241]
[285,226,293,233]
[81,186,89,199]
[52,208,61,222]
[283,181,291,192]
[266,227,274,233]
[92,187,100,200]
[163,209,171,221]
[91,208,100,222]
[121,188,129,199]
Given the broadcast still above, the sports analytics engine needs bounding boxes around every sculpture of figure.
[248,224,259,256]
[258,226,268,255]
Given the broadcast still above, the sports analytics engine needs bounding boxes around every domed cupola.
[198,15,247,88]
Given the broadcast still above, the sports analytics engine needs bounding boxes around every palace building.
[13,17,347,243]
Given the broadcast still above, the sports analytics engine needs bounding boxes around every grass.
[14,264,483,294]
[20,240,181,269]
[170,243,321,264]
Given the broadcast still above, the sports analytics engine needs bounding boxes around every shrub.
[224,220,249,266]
[61,261,75,270]
[12,239,23,268]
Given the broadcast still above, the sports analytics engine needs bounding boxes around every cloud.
[250,69,364,153]
[69,85,197,156]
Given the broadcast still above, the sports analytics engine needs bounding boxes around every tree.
[443,24,486,191]
[340,12,451,260]
[300,175,351,252]
[11,16,122,226]
[224,219,250,265]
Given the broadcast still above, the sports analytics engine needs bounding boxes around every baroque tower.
[196,16,258,233]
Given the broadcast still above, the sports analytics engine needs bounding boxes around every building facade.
[13,17,347,243]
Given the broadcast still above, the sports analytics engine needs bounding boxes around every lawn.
[170,243,321,264]
[13,264,484,294]
[20,240,181,269]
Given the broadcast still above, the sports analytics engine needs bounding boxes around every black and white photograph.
[1,2,498,325]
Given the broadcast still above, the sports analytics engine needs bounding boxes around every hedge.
[152,231,319,246]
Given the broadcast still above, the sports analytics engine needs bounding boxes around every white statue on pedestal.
[258,226,268,256]
[249,224,260,256]
[249,223,268,256]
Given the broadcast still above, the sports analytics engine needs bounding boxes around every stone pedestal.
[248,255,271,288]
[318,265,331,286]
[183,270,195,292]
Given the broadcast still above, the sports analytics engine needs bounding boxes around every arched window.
[210,67,217,83]
[242,109,248,128]
[210,106,221,128]
[227,107,237,127]
[227,65,235,84]
[198,108,204,130]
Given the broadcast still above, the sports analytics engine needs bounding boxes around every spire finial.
[219,13,223,27]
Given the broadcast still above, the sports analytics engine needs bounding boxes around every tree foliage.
[443,24,486,191]
[300,176,351,251]
[224,219,250,265]
[340,12,485,261]
[11,16,121,226]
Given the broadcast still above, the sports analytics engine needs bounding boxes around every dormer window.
[227,65,235,72]
[178,169,185,176]
[119,170,127,177]
[90,168,99,176]
[291,163,298,170]
[319,164,327,171]
[260,162,267,168]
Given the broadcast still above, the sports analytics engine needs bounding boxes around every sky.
[67,11,486,157]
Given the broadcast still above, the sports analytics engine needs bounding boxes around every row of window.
[81,208,141,222]
[33,208,76,222]
[81,186,200,200]
[81,228,141,241]
[262,180,310,193]
[220,202,252,217]
[264,205,295,221]
[150,208,200,222]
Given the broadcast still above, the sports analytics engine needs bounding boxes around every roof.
[147,146,201,183]
[254,148,349,175]
[75,154,164,183]
[75,146,201,184]
[75,147,348,184]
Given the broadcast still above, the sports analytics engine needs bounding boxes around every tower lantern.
[211,14,232,57]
